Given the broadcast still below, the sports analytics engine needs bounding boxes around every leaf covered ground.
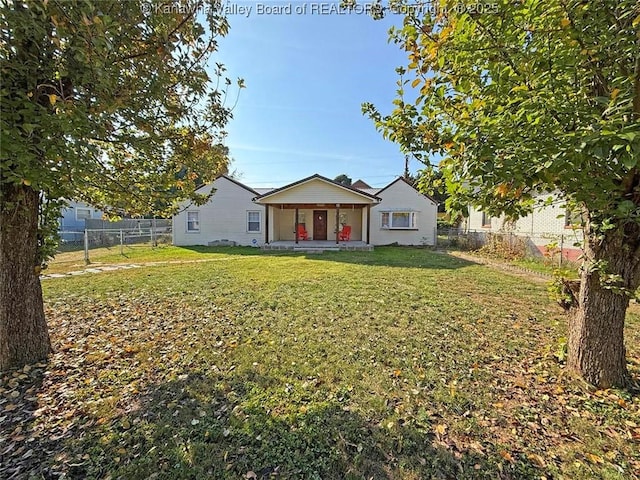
[1,247,639,479]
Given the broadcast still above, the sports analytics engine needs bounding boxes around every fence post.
[84,229,89,264]
[151,218,156,247]
[120,229,124,256]
[559,234,564,267]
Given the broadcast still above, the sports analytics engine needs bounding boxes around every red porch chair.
[338,225,351,241]
[297,224,309,240]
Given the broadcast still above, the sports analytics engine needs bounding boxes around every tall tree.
[333,174,353,186]
[0,0,242,370]
[362,0,640,387]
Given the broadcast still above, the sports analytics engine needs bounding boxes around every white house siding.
[259,178,374,205]
[276,208,314,241]
[467,200,583,237]
[339,208,363,240]
[466,208,501,231]
[172,176,264,247]
[465,195,584,260]
[369,179,438,246]
[277,208,296,241]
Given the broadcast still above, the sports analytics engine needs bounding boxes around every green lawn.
[44,244,265,274]
[508,258,580,279]
[3,248,639,479]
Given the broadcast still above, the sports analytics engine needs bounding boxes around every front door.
[313,210,327,240]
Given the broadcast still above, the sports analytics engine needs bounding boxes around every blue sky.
[215,1,424,188]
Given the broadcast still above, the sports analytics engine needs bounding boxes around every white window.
[186,211,200,232]
[247,211,261,232]
[381,211,417,229]
[76,207,91,221]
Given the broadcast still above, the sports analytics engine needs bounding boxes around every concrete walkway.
[40,255,260,279]
[41,263,144,279]
[437,249,554,282]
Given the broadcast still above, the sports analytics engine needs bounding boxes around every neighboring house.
[172,174,438,247]
[58,200,104,241]
[351,179,372,189]
[462,193,584,261]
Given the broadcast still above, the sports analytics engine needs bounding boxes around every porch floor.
[262,240,373,252]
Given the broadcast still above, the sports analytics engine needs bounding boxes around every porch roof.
[253,174,380,205]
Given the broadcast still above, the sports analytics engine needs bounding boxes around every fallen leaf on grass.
[527,453,546,468]
[498,450,514,462]
[468,441,484,455]
[585,453,604,464]
[124,345,140,356]
[514,378,527,389]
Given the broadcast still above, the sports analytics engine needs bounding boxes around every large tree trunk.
[567,219,640,388]
[0,184,51,370]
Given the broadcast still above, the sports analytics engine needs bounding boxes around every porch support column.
[366,204,371,244]
[335,204,340,244]
[265,205,270,244]
[295,207,299,244]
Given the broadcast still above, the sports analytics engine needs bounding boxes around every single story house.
[172,174,438,248]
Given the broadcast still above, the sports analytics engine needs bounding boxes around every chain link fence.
[57,219,172,264]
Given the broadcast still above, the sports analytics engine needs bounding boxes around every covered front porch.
[253,174,381,246]
[265,203,371,244]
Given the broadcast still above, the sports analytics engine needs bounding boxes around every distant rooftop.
[249,183,381,196]
[351,179,371,189]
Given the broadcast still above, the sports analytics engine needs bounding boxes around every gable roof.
[253,173,381,201]
[195,174,260,196]
[351,179,372,189]
[253,187,275,195]
[375,176,438,204]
